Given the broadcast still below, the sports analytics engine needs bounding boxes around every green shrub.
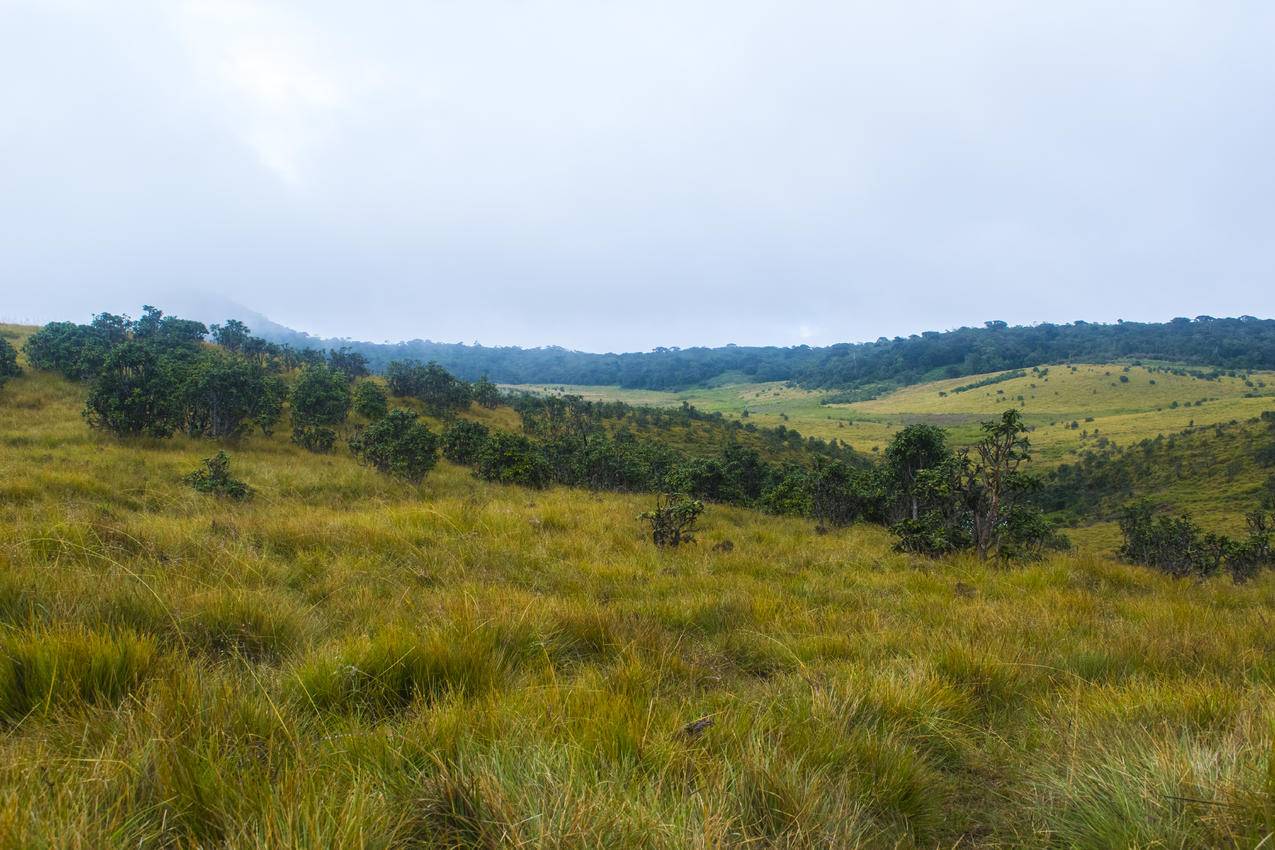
[473,431,550,488]
[22,321,110,380]
[352,380,388,420]
[441,419,490,465]
[183,451,252,500]
[0,337,20,387]
[290,364,351,428]
[347,409,440,482]
[639,493,704,547]
[180,352,285,438]
[83,341,183,437]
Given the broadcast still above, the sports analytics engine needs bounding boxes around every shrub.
[184,451,252,500]
[808,457,868,526]
[180,352,285,438]
[759,467,812,516]
[0,337,19,388]
[83,341,182,437]
[640,493,704,547]
[442,419,490,465]
[348,409,440,482]
[290,365,351,428]
[352,381,388,420]
[291,425,337,454]
[385,360,471,415]
[474,432,551,488]
[22,321,110,379]
[1117,503,1272,580]
[326,346,369,380]
[471,375,501,408]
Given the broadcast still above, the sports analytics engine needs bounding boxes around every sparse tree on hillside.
[884,424,949,521]
[290,365,351,428]
[83,341,182,437]
[328,347,370,380]
[210,319,253,353]
[442,419,490,465]
[348,409,440,482]
[0,337,20,387]
[961,409,1033,559]
[472,375,500,408]
[353,381,389,420]
[290,364,352,451]
[180,352,285,438]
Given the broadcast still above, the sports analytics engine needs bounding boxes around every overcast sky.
[2,1,1273,351]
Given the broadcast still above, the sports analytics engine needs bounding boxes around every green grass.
[515,362,1275,464]
[1,336,1274,846]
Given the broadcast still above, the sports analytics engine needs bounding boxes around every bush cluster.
[1118,502,1273,582]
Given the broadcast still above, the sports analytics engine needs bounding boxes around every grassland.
[1,331,1274,847]
[515,363,1275,464]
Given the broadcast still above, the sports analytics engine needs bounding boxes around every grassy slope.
[515,364,1275,463]
[516,365,1275,553]
[0,340,1274,846]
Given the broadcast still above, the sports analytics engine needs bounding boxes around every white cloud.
[170,0,378,185]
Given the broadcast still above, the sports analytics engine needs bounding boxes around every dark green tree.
[474,431,551,488]
[472,375,501,408]
[209,319,253,353]
[290,365,352,428]
[884,424,949,521]
[83,341,182,437]
[348,410,441,482]
[352,381,389,420]
[327,347,370,380]
[0,337,20,387]
[441,419,490,465]
[23,321,110,379]
[180,352,285,438]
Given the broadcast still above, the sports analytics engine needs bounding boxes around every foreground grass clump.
[0,629,156,721]
[0,363,1274,847]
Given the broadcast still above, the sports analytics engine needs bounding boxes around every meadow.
[1,332,1274,847]
[514,363,1275,464]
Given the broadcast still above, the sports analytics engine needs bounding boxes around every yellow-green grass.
[0,359,1274,846]
[514,363,1275,464]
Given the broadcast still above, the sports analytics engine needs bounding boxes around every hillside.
[1,359,1274,847]
[516,363,1275,464]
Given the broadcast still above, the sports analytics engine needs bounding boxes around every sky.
[2,1,1273,352]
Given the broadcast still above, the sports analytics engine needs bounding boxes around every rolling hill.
[1,336,1274,847]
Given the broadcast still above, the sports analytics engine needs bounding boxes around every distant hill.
[239,314,1275,395]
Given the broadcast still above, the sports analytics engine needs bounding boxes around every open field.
[0,340,1273,847]
[514,364,1275,465]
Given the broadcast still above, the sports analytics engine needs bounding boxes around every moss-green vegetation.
[0,327,1274,847]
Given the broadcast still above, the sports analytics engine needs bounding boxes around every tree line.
[248,315,1275,393]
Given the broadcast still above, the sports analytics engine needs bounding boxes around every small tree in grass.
[442,419,490,465]
[353,381,389,421]
[291,365,351,452]
[184,451,252,500]
[640,493,704,547]
[0,337,20,387]
[84,341,182,437]
[348,410,440,483]
[472,375,500,408]
[473,431,551,488]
